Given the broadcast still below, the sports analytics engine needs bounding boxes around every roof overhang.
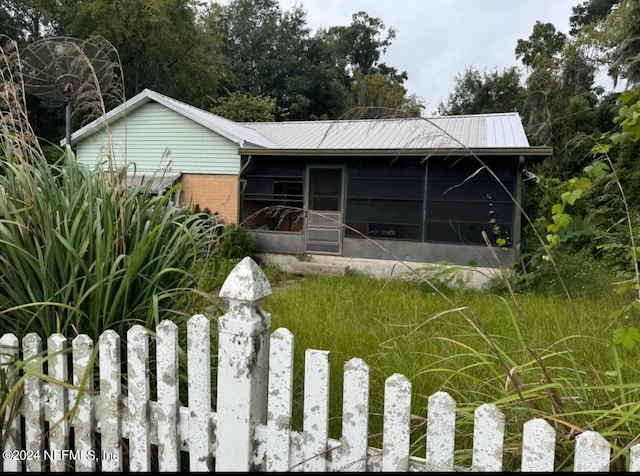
[239,146,553,159]
[125,171,182,193]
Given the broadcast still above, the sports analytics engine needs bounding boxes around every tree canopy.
[2,0,425,135]
[2,0,638,173]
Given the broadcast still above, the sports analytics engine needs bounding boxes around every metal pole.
[65,100,71,152]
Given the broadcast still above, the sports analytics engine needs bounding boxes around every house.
[70,88,551,275]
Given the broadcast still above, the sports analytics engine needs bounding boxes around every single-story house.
[70,88,551,271]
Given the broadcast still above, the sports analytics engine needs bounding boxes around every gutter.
[238,146,553,158]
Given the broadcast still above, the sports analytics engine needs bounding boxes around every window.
[241,159,304,232]
[345,158,425,241]
[424,157,517,246]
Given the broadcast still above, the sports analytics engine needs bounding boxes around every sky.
[275,0,613,115]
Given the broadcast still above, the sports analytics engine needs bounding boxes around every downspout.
[514,156,525,266]
[238,155,253,225]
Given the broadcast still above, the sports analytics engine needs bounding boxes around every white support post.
[215,257,272,472]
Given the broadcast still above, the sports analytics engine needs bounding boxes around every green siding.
[76,103,240,174]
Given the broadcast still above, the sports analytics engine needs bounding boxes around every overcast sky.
[276,0,613,115]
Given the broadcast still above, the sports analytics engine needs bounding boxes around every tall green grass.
[262,271,639,471]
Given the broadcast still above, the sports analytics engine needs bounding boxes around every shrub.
[214,223,254,261]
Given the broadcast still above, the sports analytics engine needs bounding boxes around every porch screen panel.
[346,158,425,241]
[425,157,517,246]
[241,159,305,232]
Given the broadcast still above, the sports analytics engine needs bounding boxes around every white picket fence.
[0,256,637,472]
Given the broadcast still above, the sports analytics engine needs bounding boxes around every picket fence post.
[215,256,272,471]
[0,333,20,472]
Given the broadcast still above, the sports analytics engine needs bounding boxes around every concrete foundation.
[253,252,505,291]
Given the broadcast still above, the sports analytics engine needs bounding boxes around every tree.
[69,0,228,107]
[208,91,282,121]
[516,21,567,68]
[349,71,423,119]
[321,11,422,118]
[328,11,397,75]
[1,1,32,44]
[569,0,620,35]
[517,21,603,178]
[608,0,640,85]
[207,0,334,119]
[437,66,525,115]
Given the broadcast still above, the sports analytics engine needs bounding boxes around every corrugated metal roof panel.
[245,112,528,150]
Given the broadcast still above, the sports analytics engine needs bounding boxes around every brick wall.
[178,174,239,224]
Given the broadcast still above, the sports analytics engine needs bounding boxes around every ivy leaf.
[552,213,573,228]
[619,90,638,104]
[551,203,564,215]
[574,177,591,191]
[561,189,582,206]
[496,238,506,247]
[613,327,640,350]
[590,143,611,157]
[584,160,609,178]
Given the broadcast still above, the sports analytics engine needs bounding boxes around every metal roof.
[243,113,531,150]
[70,89,548,156]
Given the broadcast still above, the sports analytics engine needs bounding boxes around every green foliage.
[613,326,640,350]
[208,91,283,121]
[544,159,610,248]
[516,21,567,68]
[214,223,254,261]
[0,141,220,341]
[327,11,397,75]
[437,66,524,116]
[69,0,228,107]
[263,272,636,471]
[350,71,424,118]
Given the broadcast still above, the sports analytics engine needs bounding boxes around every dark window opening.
[241,160,304,232]
[345,158,425,241]
[308,168,342,211]
[425,157,517,246]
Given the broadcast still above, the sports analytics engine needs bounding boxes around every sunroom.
[239,113,550,269]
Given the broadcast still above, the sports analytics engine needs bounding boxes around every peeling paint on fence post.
[266,328,294,472]
[339,358,370,472]
[302,349,330,472]
[46,334,68,472]
[156,320,180,471]
[0,333,20,472]
[382,373,411,472]
[127,325,150,471]
[23,333,44,472]
[425,391,456,472]
[215,256,272,472]
[629,443,640,471]
[574,430,610,472]
[521,418,555,472]
[71,334,94,472]
[187,314,212,471]
[471,403,505,472]
[98,330,123,472]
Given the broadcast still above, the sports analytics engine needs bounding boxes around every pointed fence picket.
[0,256,636,472]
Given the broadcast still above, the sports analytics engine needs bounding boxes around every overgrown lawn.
[260,271,638,471]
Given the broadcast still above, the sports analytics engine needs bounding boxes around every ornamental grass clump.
[0,143,221,341]
[0,34,221,342]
